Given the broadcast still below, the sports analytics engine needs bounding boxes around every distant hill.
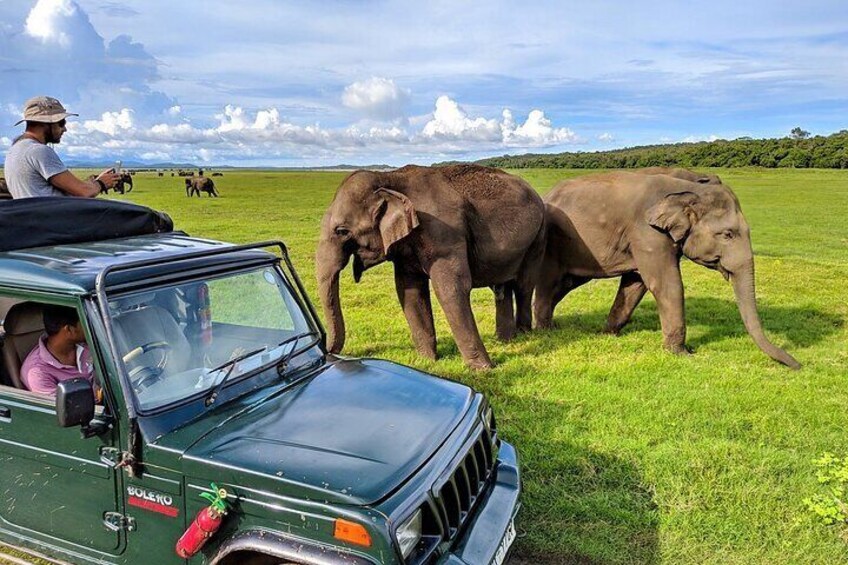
[471,130,848,169]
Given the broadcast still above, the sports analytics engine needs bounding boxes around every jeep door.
[0,297,123,556]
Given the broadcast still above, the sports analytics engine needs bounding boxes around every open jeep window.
[108,266,312,411]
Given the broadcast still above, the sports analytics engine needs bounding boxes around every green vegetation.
[476,130,848,170]
[804,453,848,526]
[47,170,848,562]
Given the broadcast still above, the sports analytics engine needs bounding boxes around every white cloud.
[216,105,249,132]
[1,0,172,134]
[80,108,134,135]
[598,132,615,142]
[140,151,171,161]
[421,97,577,147]
[52,96,579,164]
[682,134,721,143]
[167,105,181,116]
[254,108,280,130]
[342,77,409,121]
[422,96,501,141]
[25,0,78,48]
[1,137,11,148]
[507,109,577,146]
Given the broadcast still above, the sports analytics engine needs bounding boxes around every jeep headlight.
[396,508,422,559]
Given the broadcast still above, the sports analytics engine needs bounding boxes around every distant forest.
[475,129,848,169]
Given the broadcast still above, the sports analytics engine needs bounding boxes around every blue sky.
[1,0,847,167]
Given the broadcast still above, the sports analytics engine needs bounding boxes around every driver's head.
[43,305,86,344]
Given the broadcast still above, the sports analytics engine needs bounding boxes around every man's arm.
[23,367,58,395]
[49,171,101,198]
[49,169,122,198]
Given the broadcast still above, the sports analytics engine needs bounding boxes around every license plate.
[491,518,517,565]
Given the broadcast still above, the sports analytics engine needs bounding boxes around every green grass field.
[76,169,848,562]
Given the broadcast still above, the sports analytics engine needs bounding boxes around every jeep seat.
[112,304,191,376]
[2,302,44,389]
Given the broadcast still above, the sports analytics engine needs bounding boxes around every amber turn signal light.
[334,518,372,547]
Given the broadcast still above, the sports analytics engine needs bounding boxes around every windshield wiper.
[275,331,320,375]
[204,346,267,407]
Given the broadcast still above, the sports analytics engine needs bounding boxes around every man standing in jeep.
[3,95,121,199]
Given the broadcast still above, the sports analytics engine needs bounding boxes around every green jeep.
[0,198,520,565]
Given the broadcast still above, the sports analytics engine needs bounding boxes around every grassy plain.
[61,169,848,562]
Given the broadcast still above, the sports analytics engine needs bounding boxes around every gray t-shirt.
[3,138,69,198]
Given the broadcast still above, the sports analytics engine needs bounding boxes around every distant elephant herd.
[316,165,800,371]
[88,170,222,197]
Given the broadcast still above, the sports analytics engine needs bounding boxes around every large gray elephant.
[316,164,546,370]
[185,177,218,197]
[535,170,800,369]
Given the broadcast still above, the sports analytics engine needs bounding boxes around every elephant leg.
[514,276,536,334]
[605,272,648,335]
[535,274,590,329]
[492,284,515,341]
[394,269,437,360]
[638,260,689,354]
[516,222,546,333]
[429,259,493,370]
[533,267,561,329]
[550,275,590,313]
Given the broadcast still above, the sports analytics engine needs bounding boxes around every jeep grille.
[434,424,496,538]
[411,421,497,564]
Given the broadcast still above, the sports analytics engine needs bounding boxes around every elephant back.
[437,164,543,213]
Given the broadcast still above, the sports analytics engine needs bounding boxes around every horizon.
[1,1,847,167]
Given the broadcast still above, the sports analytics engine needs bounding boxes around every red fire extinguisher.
[175,483,229,558]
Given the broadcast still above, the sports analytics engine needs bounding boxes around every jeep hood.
[175,358,475,505]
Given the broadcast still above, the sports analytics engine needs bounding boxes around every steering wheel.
[122,341,171,392]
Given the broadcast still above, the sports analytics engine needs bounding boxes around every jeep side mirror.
[56,378,95,428]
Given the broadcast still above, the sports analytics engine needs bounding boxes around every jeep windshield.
[108,266,315,412]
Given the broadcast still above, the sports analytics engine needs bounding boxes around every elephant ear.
[375,187,419,254]
[646,191,700,243]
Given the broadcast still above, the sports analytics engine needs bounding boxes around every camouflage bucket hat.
[14,96,78,126]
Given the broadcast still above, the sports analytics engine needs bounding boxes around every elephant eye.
[334,226,351,238]
[720,230,735,241]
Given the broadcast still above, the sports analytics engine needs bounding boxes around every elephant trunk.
[316,238,350,354]
[730,263,800,370]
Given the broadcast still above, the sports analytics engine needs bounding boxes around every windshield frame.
[99,258,323,416]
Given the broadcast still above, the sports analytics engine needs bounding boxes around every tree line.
[474,129,848,169]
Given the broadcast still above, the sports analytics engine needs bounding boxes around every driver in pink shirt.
[21,305,94,395]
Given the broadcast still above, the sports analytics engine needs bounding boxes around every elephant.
[534,170,800,369]
[185,177,218,197]
[88,172,132,194]
[637,166,722,185]
[316,164,546,370]
[114,172,133,194]
[0,178,10,200]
